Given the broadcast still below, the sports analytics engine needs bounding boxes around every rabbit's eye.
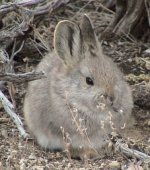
[86,77,94,85]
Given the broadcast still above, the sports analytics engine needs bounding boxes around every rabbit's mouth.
[94,93,114,111]
[95,100,123,115]
[93,92,124,115]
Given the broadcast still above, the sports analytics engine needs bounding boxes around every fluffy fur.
[24,15,133,159]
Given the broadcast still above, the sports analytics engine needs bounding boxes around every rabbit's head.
[53,15,133,124]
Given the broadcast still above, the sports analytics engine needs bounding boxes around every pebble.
[127,164,143,170]
[11,150,18,157]
[20,163,26,170]
[100,163,105,168]
[147,120,150,126]
[145,61,150,70]
[1,129,8,138]
[109,161,121,170]
[144,48,150,54]
[29,153,37,160]
[32,166,44,170]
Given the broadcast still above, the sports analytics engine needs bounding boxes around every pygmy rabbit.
[24,15,133,159]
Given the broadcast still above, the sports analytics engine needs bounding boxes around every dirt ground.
[0,1,150,169]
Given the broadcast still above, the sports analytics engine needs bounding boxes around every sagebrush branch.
[0,90,28,138]
[115,139,150,163]
[0,0,73,49]
[0,0,44,16]
[0,0,73,18]
[0,71,46,83]
[34,0,73,16]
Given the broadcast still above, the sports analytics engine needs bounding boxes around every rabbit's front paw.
[70,147,99,160]
[102,141,114,157]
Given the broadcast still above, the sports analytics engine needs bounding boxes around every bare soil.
[0,1,150,169]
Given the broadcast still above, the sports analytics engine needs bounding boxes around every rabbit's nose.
[94,93,106,102]
[97,93,113,103]
[112,102,121,113]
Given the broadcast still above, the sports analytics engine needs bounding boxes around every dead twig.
[0,7,34,50]
[0,0,44,17]
[0,0,73,18]
[0,90,28,138]
[115,139,150,163]
[0,49,9,73]
[35,0,73,16]
[0,0,73,50]
[10,40,25,63]
[98,3,115,15]
[0,71,46,83]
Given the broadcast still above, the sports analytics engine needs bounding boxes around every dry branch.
[0,0,73,50]
[0,0,73,18]
[115,139,150,163]
[0,71,46,83]
[0,90,28,138]
[0,9,34,49]
[0,0,44,17]
[101,0,147,39]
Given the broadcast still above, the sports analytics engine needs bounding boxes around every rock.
[29,153,36,160]
[147,120,150,126]
[32,166,44,170]
[127,163,143,170]
[1,129,8,138]
[144,49,150,54]
[20,163,26,170]
[109,161,121,170]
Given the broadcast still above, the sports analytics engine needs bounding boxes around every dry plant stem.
[0,71,46,83]
[101,0,116,9]
[97,3,115,14]
[65,92,99,157]
[10,40,25,64]
[35,0,73,16]
[0,90,28,138]
[115,139,150,163]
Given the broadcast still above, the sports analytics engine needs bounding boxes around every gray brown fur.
[23,15,133,159]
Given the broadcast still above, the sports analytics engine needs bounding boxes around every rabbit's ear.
[80,15,99,50]
[54,20,83,67]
